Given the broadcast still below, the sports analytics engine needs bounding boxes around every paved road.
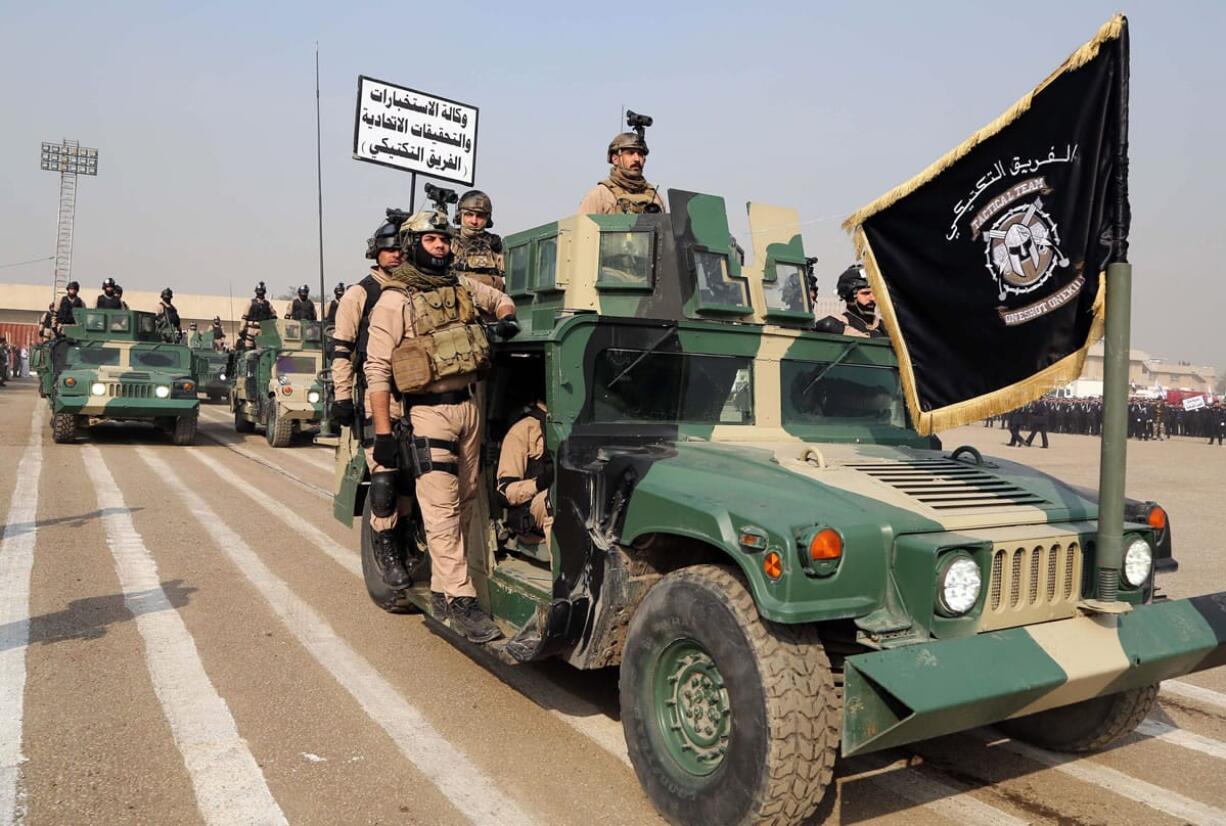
[3,377,1226,825]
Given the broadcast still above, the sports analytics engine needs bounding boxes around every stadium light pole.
[39,139,98,300]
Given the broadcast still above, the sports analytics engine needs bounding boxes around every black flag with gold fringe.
[844,15,1130,435]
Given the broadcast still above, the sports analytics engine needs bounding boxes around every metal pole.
[408,172,417,213]
[1090,261,1131,611]
[315,44,326,306]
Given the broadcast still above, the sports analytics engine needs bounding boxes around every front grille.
[842,459,1050,511]
[105,383,152,399]
[981,540,1083,631]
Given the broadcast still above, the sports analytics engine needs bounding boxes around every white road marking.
[0,405,45,825]
[979,730,1226,825]
[196,430,331,499]
[197,407,335,471]
[1163,680,1226,715]
[1137,718,1226,761]
[81,446,286,825]
[139,447,536,826]
[860,761,1030,826]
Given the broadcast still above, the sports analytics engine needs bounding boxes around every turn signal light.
[808,528,843,561]
[763,551,783,580]
[1147,506,1167,531]
[64,376,76,387]
[282,386,293,396]
[182,381,194,392]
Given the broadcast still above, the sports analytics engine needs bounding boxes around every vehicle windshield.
[590,348,753,424]
[598,231,654,286]
[276,355,318,375]
[131,348,184,369]
[782,359,908,430]
[67,345,122,367]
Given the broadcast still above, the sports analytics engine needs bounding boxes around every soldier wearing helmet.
[114,284,129,310]
[814,265,886,338]
[325,282,345,323]
[451,190,506,291]
[96,277,123,309]
[210,316,227,351]
[579,124,666,215]
[237,281,276,350]
[363,205,518,643]
[156,288,183,342]
[286,284,318,321]
[39,302,58,340]
[56,281,85,326]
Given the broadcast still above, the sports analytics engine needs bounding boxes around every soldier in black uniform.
[95,277,123,309]
[1024,400,1050,448]
[815,266,887,337]
[114,284,129,310]
[210,316,227,351]
[1210,402,1226,446]
[325,283,344,323]
[56,281,85,326]
[238,282,276,349]
[286,285,317,321]
[156,288,182,342]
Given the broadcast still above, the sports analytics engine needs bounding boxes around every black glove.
[373,433,398,469]
[535,461,554,492]
[331,399,355,427]
[495,315,520,340]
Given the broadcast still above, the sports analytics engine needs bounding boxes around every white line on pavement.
[196,430,332,500]
[979,730,1226,825]
[197,408,335,471]
[862,762,1029,826]
[140,447,537,826]
[1137,718,1226,761]
[0,405,45,825]
[82,446,287,826]
[1163,680,1226,715]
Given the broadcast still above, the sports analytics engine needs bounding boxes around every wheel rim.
[650,638,731,777]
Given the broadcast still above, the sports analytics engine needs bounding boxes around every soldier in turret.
[286,285,318,321]
[325,283,344,323]
[156,288,183,342]
[451,190,505,290]
[56,281,85,326]
[579,113,666,215]
[96,277,123,309]
[815,266,886,338]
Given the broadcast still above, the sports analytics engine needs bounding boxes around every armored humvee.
[332,191,1224,825]
[229,318,325,446]
[188,332,229,402]
[43,308,199,445]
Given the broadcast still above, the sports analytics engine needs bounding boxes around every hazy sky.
[1,1,1222,373]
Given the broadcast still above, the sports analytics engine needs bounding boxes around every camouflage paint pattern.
[230,318,326,428]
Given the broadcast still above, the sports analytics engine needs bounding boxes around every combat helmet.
[607,131,649,163]
[454,190,494,228]
[835,265,870,302]
[254,281,267,297]
[333,282,345,297]
[161,287,174,301]
[400,208,453,275]
[102,277,117,290]
[365,216,402,260]
[297,284,310,298]
[66,280,80,292]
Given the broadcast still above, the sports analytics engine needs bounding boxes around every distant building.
[1077,342,1216,394]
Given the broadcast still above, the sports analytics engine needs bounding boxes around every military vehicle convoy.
[188,332,229,402]
[36,308,199,445]
[332,192,1223,825]
[229,318,326,446]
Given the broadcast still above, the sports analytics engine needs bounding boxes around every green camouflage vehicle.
[188,332,230,402]
[45,309,199,445]
[332,192,1225,825]
[229,318,325,447]
[29,339,57,398]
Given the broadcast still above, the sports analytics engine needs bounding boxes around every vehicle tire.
[51,412,77,444]
[234,402,254,434]
[620,565,837,826]
[359,494,417,614]
[265,402,292,447]
[998,684,1158,752]
[171,415,197,446]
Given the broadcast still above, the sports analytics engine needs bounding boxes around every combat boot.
[447,597,503,643]
[371,529,411,590]
[430,591,449,620]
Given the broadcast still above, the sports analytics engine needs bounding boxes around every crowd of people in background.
[0,338,31,386]
[984,396,1226,446]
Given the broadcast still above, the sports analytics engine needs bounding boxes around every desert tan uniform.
[578,179,666,214]
[451,231,506,291]
[365,275,515,598]
[496,406,552,540]
[331,267,397,406]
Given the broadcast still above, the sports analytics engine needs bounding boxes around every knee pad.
[369,471,398,518]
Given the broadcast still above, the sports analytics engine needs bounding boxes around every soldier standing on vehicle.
[325,283,345,323]
[815,266,886,338]
[39,303,57,340]
[210,316,227,351]
[579,112,666,215]
[156,288,183,342]
[237,282,276,348]
[451,190,505,290]
[286,285,318,321]
[114,284,129,310]
[364,207,519,643]
[96,277,123,309]
[57,281,85,326]
[496,396,553,542]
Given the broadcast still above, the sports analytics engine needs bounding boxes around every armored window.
[597,231,654,289]
[781,359,906,428]
[283,322,300,340]
[138,316,156,335]
[507,245,530,297]
[590,349,753,424]
[692,250,749,310]
[533,235,559,291]
[276,355,317,375]
[131,349,184,368]
[84,313,106,331]
[304,322,321,341]
[67,346,122,367]
[763,262,810,316]
[108,316,131,333]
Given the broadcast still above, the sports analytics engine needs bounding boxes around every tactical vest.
[390,284,490,394]
[599,180,660,214]
[452,232,503,279]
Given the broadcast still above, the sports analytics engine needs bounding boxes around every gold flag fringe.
[857,229,1107,436]
[842,14,1125,233]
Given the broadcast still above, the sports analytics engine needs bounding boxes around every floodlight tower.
[39,139,98,297]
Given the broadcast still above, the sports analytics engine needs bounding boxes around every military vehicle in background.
[332,191,1220,826]
[187,330,230,402]
[229,318,326,447]
[42,308,199,445]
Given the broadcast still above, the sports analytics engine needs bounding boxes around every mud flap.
[841,592,1226,757]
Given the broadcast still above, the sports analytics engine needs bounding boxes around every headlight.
[307,390,321,404]
[218,372,226,381]
[1123,537,1153,587]
[154,385,170,399]
[277,374,289,386]
[90,382,106,396]
[937,554,982,616]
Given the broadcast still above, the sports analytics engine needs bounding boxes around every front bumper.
[278,400,323,422]
[58,398,199,419]
[842,592,1226,756]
